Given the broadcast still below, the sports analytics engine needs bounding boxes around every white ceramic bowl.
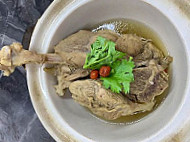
[27,0,190,141]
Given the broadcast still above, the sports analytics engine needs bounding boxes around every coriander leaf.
[102,77,122,93]
[83,36,126,69]
[122,81,130,94]
[100,58,135,94]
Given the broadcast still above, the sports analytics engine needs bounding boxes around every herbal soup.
[0,19,172,124]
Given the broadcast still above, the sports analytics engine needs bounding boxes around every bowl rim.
[27,0,190,141]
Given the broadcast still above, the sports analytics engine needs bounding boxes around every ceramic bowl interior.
[27,0,188,141]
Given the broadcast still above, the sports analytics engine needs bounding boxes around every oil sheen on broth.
[88,19,170,124]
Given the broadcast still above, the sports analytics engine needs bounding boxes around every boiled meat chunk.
[93,29,119,43]
[55,66,90,96]
[129,60,169,103]
[159,56,173,70]
[54,30,94,67]
[116,34,144,56]
[45,64,90,96]
[69,80,154,120]
[134,41,172,69]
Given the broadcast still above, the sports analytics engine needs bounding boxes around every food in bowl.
[0,19,172,122]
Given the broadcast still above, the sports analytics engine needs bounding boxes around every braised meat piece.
[69,80,154,120]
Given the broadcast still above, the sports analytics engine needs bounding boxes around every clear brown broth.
[87,19,170,124]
